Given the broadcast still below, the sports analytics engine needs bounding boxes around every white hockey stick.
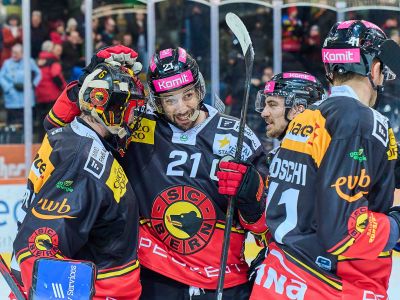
[216,12,254,300]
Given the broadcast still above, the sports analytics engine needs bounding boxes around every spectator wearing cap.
[0,44,41,125]
[66,17,78,35]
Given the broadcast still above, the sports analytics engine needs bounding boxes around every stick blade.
[225,13,252,57]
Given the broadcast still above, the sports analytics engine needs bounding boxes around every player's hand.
[217,158,265,222]
[79,45,142,85]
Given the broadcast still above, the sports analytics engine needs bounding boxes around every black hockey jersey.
[265,88,396,291]
[13,118,141,299]
[122,104,268,289]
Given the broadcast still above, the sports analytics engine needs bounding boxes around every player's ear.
[287,105,305,120]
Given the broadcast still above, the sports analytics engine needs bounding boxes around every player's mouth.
[175,112,193,122]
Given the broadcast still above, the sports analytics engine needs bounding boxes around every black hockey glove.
[217,159,266,223]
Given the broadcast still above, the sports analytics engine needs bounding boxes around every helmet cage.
[255,73,324,113]
[147,47,206,115]
[79,63,146,135]
[149,73,205,115]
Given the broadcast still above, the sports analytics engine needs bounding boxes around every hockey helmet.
[147,47,205,113]
[255,71,326,114]
[322,20,397,83]
[79,63,146,137]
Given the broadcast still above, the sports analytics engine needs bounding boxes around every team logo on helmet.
[150,185,216,255]
[28,227,60,257]
[90,88,109,106]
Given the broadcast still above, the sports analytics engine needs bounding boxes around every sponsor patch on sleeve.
[387,128,398,160]
[83,141,108,179]
[371,110,389,147]
[131,117,156,145]
[217,117,238,130]
[28,136,55,193]
[212,133,253,160]
[106,159,128,203]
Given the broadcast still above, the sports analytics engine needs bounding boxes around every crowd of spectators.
[0,1,399,147]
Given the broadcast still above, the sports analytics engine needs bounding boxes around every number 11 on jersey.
[268,181,300,244]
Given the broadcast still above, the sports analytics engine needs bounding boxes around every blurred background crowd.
[0,0,399,152]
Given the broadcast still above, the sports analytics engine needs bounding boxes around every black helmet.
[322,20,396,83]
[255,71,326,114]
[79,62,146,137]
[147,47,205,113]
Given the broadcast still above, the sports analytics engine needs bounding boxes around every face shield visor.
[383,65,396,81]
[150,83,201,113]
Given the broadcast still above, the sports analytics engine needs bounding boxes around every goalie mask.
[322,20,399,92]
[147,48,206,127]
[79,63,146,154]
[255,71,325,120]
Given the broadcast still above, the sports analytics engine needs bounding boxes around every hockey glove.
[217,160,266,223]
[388,206,400,252]
[79,45,141,86]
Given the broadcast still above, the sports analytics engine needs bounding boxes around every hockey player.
[12,63,146,299]
[255,71,325,164]
[42,47,268,299]
[219,71,326,278]
[218,20,400,300]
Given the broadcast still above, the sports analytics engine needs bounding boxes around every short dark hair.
[331,58,382,85]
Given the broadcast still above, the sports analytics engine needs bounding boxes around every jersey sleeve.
[43,81,81,131]
[315,112,396,260]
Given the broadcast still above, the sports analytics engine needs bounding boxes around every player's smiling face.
[160,87,201,130]
[260,95,288,138]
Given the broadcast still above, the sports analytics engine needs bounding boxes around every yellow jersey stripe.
[49,110,66,127]
[97,260,140,280]
[284,251,342,291]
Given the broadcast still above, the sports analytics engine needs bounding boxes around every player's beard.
[170,108,200,131]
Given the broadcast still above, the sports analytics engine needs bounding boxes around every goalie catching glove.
[217,159,266,223]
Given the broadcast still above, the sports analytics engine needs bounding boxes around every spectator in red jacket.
[49,20,66,45]
[1,14,22,66]
[35,40,66,140]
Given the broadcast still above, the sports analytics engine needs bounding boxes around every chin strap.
[368,73,384,94]
[188,109,201,121]
[89,109,127,138]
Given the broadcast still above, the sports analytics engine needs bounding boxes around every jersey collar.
[71,117,105,147]
[169,104,218,145]
[329,85,360,101]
